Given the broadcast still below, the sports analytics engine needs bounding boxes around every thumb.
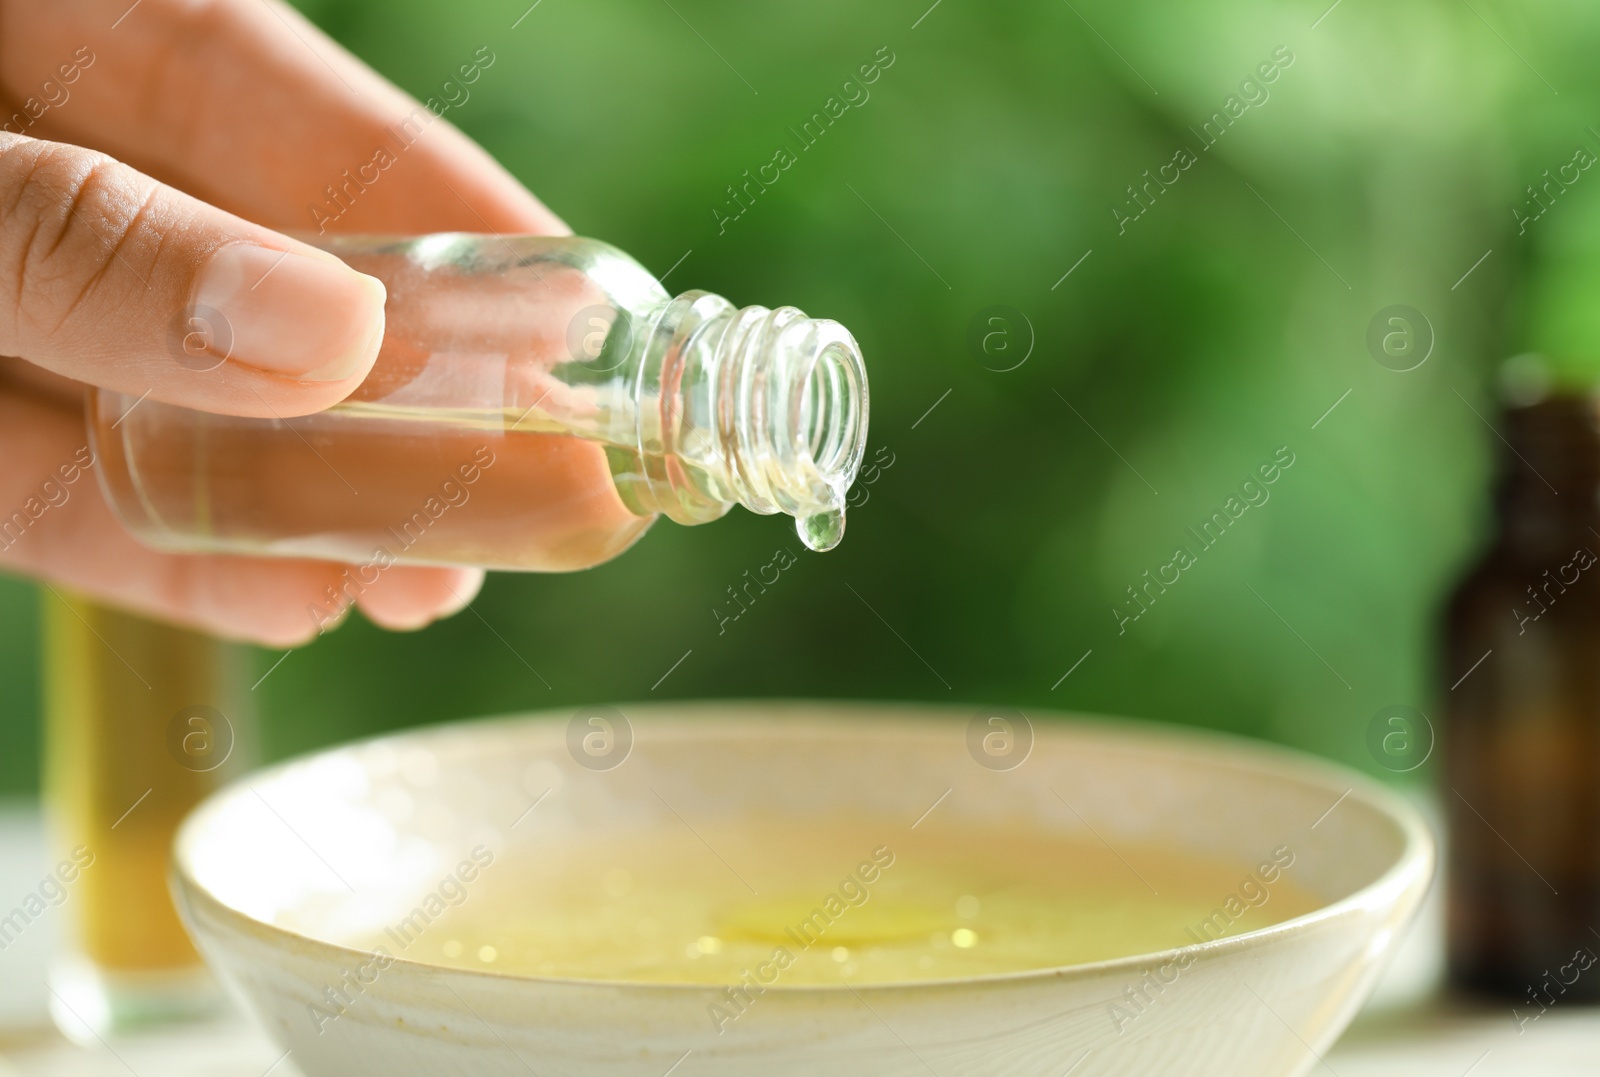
[0,132,386,418]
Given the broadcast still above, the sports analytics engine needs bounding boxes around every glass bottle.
[1443,377,1600,1002]
[86,235,868,572]
[42,590,253,1037]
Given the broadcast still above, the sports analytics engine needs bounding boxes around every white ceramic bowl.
[172,701,1433,1077]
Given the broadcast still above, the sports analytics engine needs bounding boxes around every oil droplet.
[951,929,978,949]
[442,939,463,958]
[831,946,850,963]
[955,895,981,920]
[696,936,723,954]
[477,945,498,963]
[797,508,845,552]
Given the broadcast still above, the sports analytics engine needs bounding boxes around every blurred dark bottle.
[1445,373,1600,1002]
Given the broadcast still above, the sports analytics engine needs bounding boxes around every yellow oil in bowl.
[357,819,1317,986]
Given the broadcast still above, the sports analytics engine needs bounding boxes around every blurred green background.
[7,0,1600,791]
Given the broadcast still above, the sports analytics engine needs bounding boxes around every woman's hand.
[0,0,566,646]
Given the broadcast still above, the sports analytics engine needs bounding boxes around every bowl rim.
[172,699,1437,997]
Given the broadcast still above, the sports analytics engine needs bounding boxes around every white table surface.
[3,804,1597,1075]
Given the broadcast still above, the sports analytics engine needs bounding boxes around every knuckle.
[0,135,155,340]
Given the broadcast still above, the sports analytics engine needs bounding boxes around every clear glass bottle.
[88,235,868,571]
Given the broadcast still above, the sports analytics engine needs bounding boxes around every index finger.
[0,0,567,235]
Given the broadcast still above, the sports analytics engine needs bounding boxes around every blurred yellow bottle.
[40,591,252,1037]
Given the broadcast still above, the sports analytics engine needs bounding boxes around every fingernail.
[190,244,386,382]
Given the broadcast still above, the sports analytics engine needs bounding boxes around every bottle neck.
[616,291,868,551]
[1492,395,1600,559]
